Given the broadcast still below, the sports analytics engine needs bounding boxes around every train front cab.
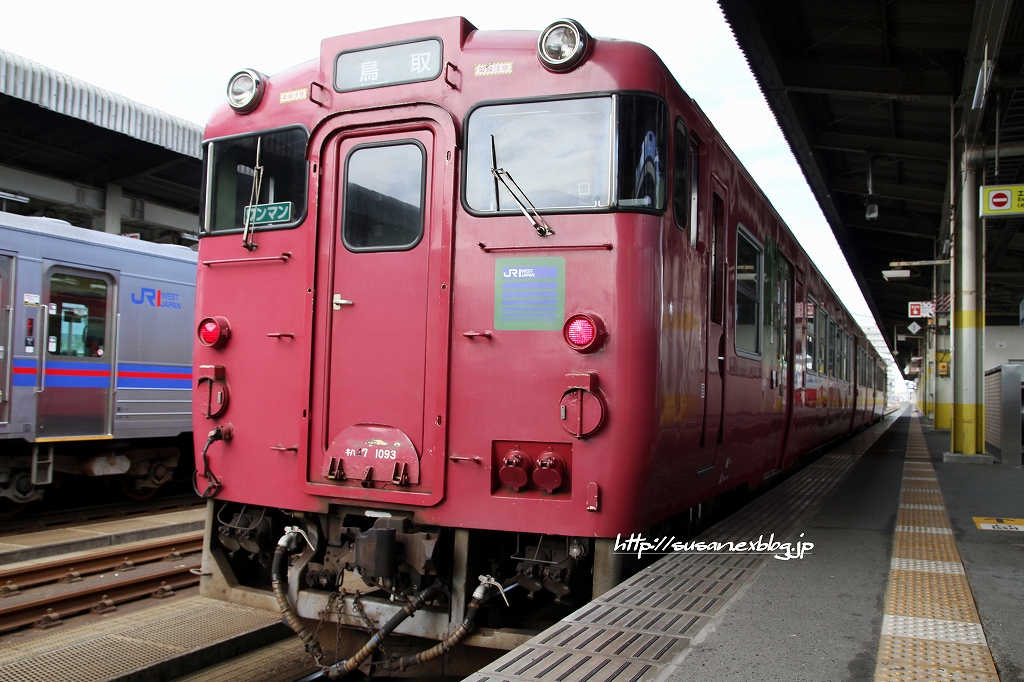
[193,17,888,668]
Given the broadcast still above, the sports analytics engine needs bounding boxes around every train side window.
[689,136,700,248]
[816,310,827,374]
[827,318,836,377]
[734,227,762,355]
[617,96,668,210]
[47,273,107,358]
[342,142,425,252]
[845,333,852,382]
[673,118,688,231]
[710,193,724,324]
[805,297,816,374]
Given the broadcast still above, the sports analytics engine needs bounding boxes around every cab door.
[36,266,116,440]
[0,254,13,423]
[314,121,450,497]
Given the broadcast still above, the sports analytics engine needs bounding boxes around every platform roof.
[0,49,203,242]
[720,0,1024,364]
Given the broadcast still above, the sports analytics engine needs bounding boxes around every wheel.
[120,476,161,501]
[0,499,28,519]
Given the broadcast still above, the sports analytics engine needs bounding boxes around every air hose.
[271,526,444,678]
[385,579,494,671]
[272,528,323,663]
[323,581,443,679]
[192,425,230,499]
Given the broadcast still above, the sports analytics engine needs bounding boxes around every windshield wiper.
[489,135,553,237]
[241,136,264,251]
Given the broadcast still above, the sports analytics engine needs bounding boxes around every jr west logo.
[130,287,182,309]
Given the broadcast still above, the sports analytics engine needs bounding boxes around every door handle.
[332,294,354,310]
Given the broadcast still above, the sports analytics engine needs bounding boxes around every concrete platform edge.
[0,520,205,565]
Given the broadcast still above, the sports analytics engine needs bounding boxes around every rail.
[0,547,200,633]
[0,531,202,594]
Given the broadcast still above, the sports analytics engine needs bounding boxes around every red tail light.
[198,317,230,348]
[563,314,603,352]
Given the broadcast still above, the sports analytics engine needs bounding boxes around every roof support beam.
[813,132,950,161]
[831,178,945,205]
[0,163,198,233]
[783,62,954,103]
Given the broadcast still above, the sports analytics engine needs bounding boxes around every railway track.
[0,494,202,536]
[0,532,202,634]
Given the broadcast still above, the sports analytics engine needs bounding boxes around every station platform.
[466,408,1024,682]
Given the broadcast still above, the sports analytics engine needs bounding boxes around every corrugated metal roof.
[0,48,204,160]
[0,211,198,263]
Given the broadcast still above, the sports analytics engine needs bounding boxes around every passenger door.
[318,126,444,491]
[36,266,116,440]
[698,187,727,469]
[0,254,12,423]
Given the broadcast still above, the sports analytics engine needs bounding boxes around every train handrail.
[477,242,612,253]
[202,252,291,266]
[3,304,12,407]
[112,312,121,394]
[35,309,47,394]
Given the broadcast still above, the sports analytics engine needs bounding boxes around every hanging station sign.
[980,185,1024,217]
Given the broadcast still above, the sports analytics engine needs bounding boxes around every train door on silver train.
[699,188,727,465]
[35,266,116,440]
[323,127,441,478]
[0,254,12,424]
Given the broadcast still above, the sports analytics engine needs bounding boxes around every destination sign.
[243,201,292,226]
[980,184,1024,217]
[335,39,442,92]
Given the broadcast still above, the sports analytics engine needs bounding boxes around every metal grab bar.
[35,309,48,394]
[202,252,291,266]
[477,242,612,253]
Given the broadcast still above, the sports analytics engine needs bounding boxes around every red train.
[193,16,887,674]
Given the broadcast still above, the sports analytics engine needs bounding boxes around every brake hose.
[192,425,229,499]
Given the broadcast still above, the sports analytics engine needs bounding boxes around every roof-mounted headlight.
[226,69,266,114]
[537,19,590,72]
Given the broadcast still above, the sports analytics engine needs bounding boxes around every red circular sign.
[992,191,1010,208]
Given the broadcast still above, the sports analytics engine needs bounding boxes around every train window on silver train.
[207,127,308,233]
[617,96,668,211]
[465,97,613,212]
[734,229,762,355]
[342,142,425,251]
[805,297,816,374]
[673,119,688,229]
[46,274,107,358]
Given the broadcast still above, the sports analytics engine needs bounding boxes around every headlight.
[537,19,590,72]
[226,69,266,114]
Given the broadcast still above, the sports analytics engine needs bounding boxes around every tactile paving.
[175,637,317,682]
[872,415,1000,681]
[0,595,280,682]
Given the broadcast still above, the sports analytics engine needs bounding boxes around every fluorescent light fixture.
[882,269,911,280]
[0,190,30,203]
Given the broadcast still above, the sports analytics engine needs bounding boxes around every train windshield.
[205,128,307,233]
[465,95,667,214]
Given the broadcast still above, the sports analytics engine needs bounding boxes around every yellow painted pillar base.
[934,402,951,430]
[952,403,981,455]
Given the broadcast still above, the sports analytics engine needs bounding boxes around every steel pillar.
[950,151,985,456]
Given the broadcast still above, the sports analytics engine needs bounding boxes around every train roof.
[0,212,198,263]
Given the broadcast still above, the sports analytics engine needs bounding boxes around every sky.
[0,0,901,379]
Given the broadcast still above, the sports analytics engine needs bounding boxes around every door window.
[342,142,425,251]
[735,228,762,355]
[47,273,107,357]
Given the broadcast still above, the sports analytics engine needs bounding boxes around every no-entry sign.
[980,185,1024,216]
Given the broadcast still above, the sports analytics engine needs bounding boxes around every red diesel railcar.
[193,16,887,674]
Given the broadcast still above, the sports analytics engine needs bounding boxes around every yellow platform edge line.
[872,414,1001,681]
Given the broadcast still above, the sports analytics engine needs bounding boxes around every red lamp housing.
[198,316,231,349]
[562,314,604,353]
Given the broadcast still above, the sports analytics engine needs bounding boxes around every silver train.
[0,212,197,510]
